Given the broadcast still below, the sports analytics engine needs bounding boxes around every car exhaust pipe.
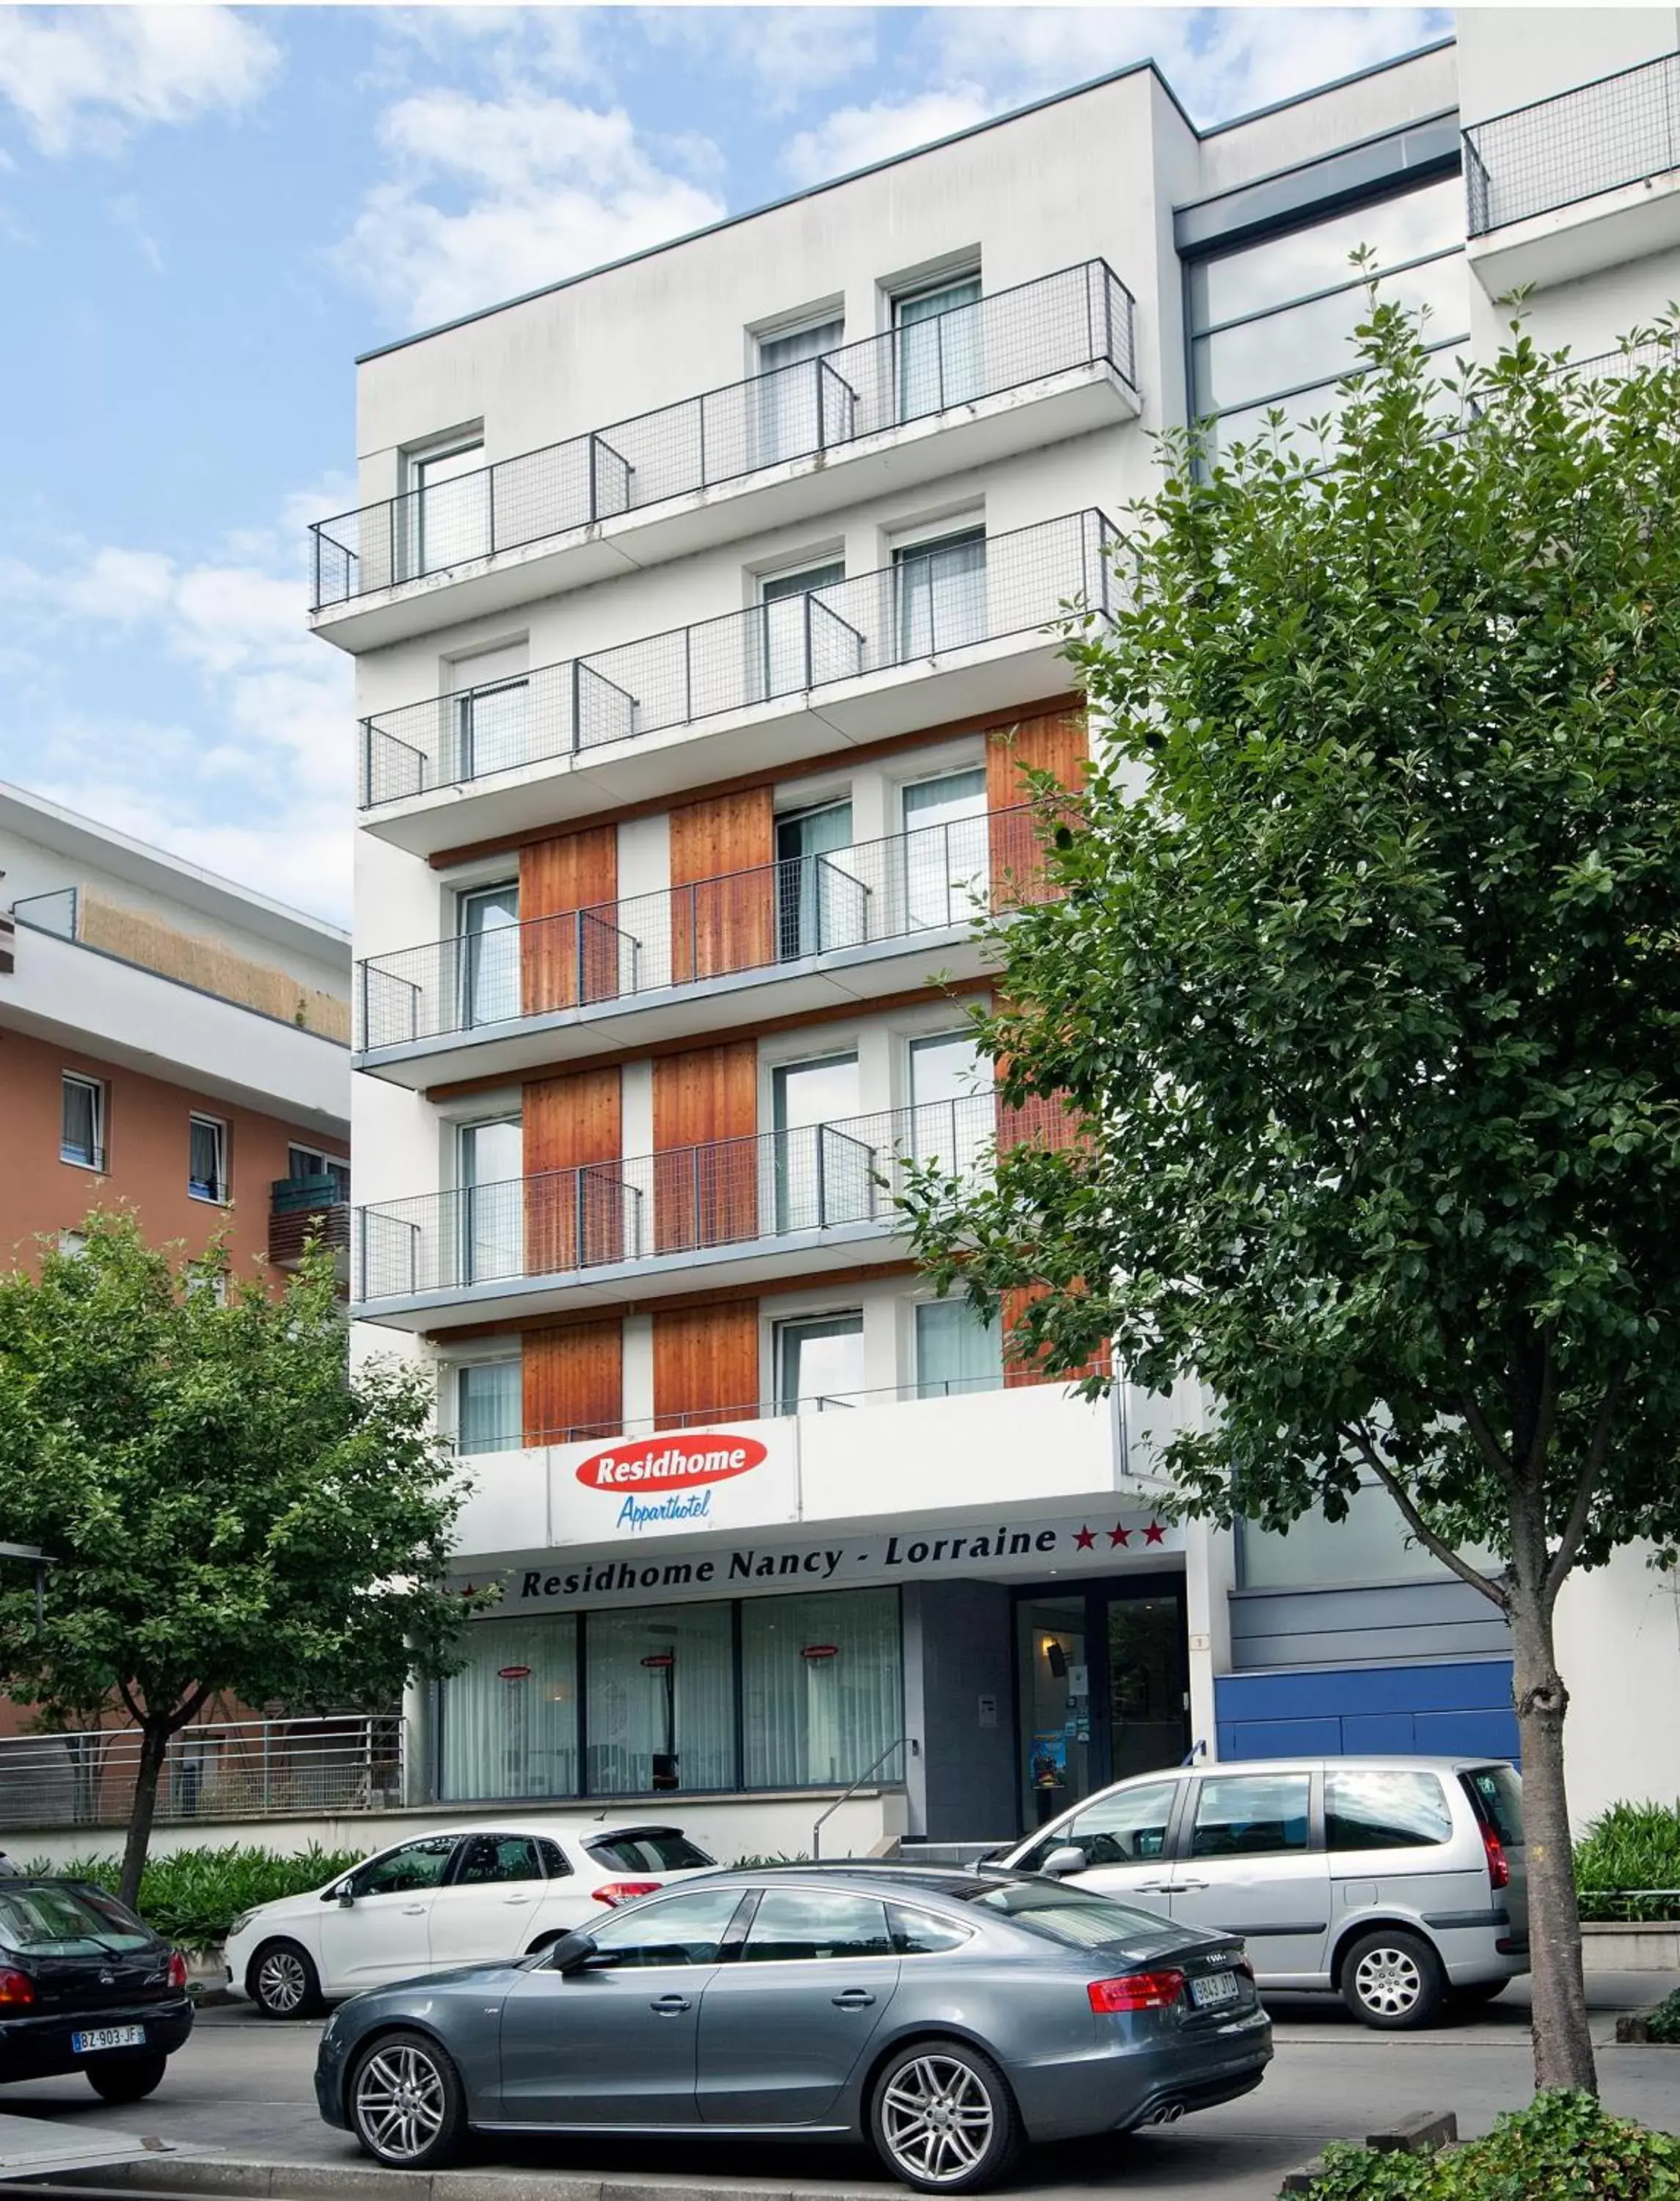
[1149,2101,1185,2125]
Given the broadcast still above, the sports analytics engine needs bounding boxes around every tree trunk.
[1508,1582,1596,2093]
[118,1722,169,1913]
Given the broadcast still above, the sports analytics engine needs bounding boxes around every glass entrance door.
[1013,1580,1189,1827]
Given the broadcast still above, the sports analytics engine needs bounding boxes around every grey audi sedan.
[314,1865,1271,2191]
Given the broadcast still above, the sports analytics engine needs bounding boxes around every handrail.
[1464,48,1680,236]
[812,1736,919,1861]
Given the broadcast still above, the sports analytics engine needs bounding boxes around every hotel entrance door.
[1014,1580,1190,1827]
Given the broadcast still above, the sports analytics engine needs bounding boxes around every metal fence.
[358,804,1059,1051]
[1465,48,1680,236]
[0,1715,404,1831]
[357,1092,994,1303]
[312,262,1135,609]
[359,507,1117,808]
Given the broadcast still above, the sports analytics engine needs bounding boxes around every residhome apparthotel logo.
[574,1433,767,1533]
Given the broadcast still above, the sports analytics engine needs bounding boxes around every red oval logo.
[575,1434,767,1493]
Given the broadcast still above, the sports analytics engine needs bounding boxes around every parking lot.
[1,1978,1677,2201]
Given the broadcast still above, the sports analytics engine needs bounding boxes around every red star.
[1109,1523,1132,1547]
[1143,1520,1166,1545]
[1073,1525,1096,1551]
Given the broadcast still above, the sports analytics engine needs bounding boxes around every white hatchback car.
[225,1821,717,2018]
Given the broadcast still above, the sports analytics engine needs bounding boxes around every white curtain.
[585,1603,734,1794]
[442,1616,578,1801]
[742,1588,902,1788]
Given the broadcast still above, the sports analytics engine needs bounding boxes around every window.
[901,767,988,930]
[775,801,861,960]
[1186,176,1469,458]
[1462,1764,1524,1847]
[775,1311,864,1413]
[458,883,521,1026]
[1326,1769,1452,1852]
[60,1074,104,1170]
[451,1833,546,1886]
[440,1615,579,1802]
[583,1885,748,1968]
[1238,1477,1501,1590]
[895,528,986,657]
[914,1299,1001,1401]
[756,560,850,701]
[586,1831,716,1875]
[772,1054,863,1231]
[888,1905,972,1954]
[1189,1772,1311,1858]
[535,1839,571,1878]
[188,1114,227,1203]
[288,1145,350,1203]
[585,1602,734,1795]
[756,315,847,464]
[457,1116,522,1282]
[1018,1778,1179,1872]
[741,1585,901,1787]
[894,272,982,417]
[350,1835,459,1899]
[405,436,488,577]
[740,1888,893,1962]
[971,1880,1177,1949]
[455,1360,522,1454]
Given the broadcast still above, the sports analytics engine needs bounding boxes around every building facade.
[324,8,1680,1857]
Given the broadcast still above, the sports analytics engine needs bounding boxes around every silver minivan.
[999,1756,1527,2029]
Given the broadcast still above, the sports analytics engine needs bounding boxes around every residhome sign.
[456,1513,1184,1615]
[554,1424,800,1541]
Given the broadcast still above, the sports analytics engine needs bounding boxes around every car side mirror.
[546,1930,599,1974]
[329,1887,356,1908]
[1040,1845,1086,1879]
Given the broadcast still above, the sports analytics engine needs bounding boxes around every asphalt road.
[1,1976,1676,2201]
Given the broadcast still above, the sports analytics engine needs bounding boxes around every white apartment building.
[320,9,1680,1860]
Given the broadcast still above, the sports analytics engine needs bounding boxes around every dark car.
[315,1865,1271,2191]
[0,1879,193,2102]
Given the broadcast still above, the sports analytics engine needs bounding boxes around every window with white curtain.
[742,1588,902,1789]
[188,1114,227,1203]
[441,1615,578,1801]
[455,1360,522,1454]
[756,316,845,466]
[914,1298,1003,1400]
[895,528,986,657]
[585,1602,734,1795]
[894,274,982,417]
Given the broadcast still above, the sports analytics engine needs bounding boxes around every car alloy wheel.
[1341,1927,1445,2029]
[878,2053,998,2187]
[353,2040,449,2164]
[251,1941,319,2019]
[1355,1943,1422,2017]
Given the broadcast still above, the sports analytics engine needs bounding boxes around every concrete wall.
[1456,7,1679,128]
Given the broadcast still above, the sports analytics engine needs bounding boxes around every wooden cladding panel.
[523,1320,623,1445]
[1001,1285,1111,1391]
[653,1301,761,1428]
[669,790,775,982]
[525,1067,623,1273]
[520,825,618,1014]
[987,707,1089,900]
[652,1042,759,1254]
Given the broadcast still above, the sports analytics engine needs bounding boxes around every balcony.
[357,805,1050,1087]
[359,508,1117,856]
[312,263,1138,649]
[354,1092,992,1327]
[1465,50,1680,292]
[269,1172,351,1271]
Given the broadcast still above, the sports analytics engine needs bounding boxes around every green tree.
[899,300,1680,2093]
[0,1213,481,1908]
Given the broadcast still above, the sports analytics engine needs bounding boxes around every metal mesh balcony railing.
[1465,48,1680,236]
[358,804,1057,1051]
[0,1715,404,1830]
[359,508,1117,809]
[356,1093,993,1303]
[455,1375,1012,1454]
[312,263,1135,610]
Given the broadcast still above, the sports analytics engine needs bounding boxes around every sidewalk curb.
[41,2161,886,2201]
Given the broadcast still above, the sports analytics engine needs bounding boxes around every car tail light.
[591,1880,662,1908]
[168,1951,189,1990]
[1088,1969,1185,2013]
[1480,1820,1511,1892]
[1235,1955,1254,1982]
[0,1971,34,2007]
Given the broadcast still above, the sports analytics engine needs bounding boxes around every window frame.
[187,1112,228,1205]
[1183,1767,1318,1863]
[60,1072,106,1172]
[451,1357,525,1456]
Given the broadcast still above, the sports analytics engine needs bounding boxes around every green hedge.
[1574,1800,1680,1922]
[30,1843,365,1952]
[1298,2091,1680,2199]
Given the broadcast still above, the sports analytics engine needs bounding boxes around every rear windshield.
[0,1884,154,1957]
[588,1831,715,1873]
[969,1880,1177,1949]
[1461,1765,1524,1847]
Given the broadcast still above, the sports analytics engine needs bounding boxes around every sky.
[0,2,1450,928]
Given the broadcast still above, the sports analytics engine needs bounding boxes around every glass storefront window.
[742,1588,902,1788]
[1238,1479,1500,1590]
[441,1615,578,1801]
[585,1602,734,1795]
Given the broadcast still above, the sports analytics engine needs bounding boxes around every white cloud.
[781,87,993,186]
[335,88,726,330]
[0,6,279,156]
[657,8,878,114]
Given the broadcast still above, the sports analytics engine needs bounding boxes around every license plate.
[1190,1971,1240,2008]
[73,2026,146,2054]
